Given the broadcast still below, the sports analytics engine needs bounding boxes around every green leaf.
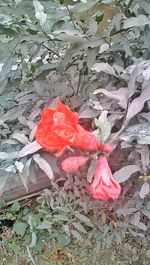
[11,202,21,212]
[91,62,116,76]
[94,117,111,143]
[0,14,12,26]
[37,220,52,230]
[34,240,44,253]
[33,0,47,26]
[30,231,37,248]
[62,224,71,237]
[114,231,124,245]
[0,199,7,209]
[101,0,115,3]
[72,222,87,234]
[71,229,84,242]
[139,182,150,199]
[123,15,150,29]
[113,165,139,183]
[8,242,21,255]
[13,221,27,237]
[120,123,150,144]
[80,0,87,3]
[33,154,53,180]
[0,78,8,95]
[75,212,92,225]
[0,57,13,84]
[53,214,70,222]
[56,234,71,247]
[15,0,22,5]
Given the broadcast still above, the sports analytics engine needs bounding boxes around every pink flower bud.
[62,156,89,173]
[90,155,121,201]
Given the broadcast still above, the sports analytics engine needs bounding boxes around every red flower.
[62,156,89,173]
[35,101,100,152]
[90,155,121,201]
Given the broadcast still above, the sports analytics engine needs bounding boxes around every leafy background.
[0,0,150,262]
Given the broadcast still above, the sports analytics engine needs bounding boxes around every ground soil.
[0,240,150,265]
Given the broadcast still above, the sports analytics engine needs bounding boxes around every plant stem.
[41,43,63,60]
[124,0,134,15]
[110,28,128,37]
[65,73,76,94]
[66,6,76,30]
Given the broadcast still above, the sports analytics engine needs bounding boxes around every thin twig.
[6,191,41,205]
[98,32,111,47]
[66,6,76,30]
[110,28,128,37]
[41,43,63,60]
[76,70,82,95]
[65,73,76,94]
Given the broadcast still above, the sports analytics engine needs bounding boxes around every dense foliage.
[0,0,150,256]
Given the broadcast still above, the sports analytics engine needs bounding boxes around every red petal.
[90,182,109,200]
[99,143,113,154]
[76,125,100,151]
[40,108,57,125]
[36,101,101,152]
[57,101,79,129]
[102,177,121,199]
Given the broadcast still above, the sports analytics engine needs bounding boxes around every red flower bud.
[90,155,121,201]
[62,156,89,173]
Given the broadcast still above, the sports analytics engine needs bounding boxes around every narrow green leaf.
[71,229,84,242]
[30,232,37,248]
[75,212,92,224]
[72,222,87,234]
[53,214,69,222]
